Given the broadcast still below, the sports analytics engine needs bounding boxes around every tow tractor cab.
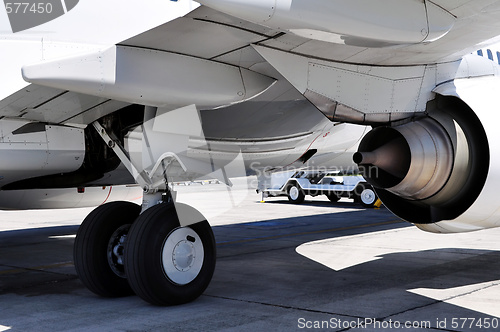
[260,170,379,208]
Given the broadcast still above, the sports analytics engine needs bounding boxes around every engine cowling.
[354,76,500,233]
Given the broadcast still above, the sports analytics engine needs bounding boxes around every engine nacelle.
[354,76,500,233]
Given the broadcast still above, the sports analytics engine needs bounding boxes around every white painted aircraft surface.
[2,0,500,306]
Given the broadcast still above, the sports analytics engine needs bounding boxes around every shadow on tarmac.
[1,207,500,330]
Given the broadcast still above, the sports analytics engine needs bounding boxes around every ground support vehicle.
[259,171,379,208]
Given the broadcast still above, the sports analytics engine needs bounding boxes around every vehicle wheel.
[74,201,140,297]
[356,185,378,208]
[124,203,216,306]
[287,184,305,204]
[326,192,341,202]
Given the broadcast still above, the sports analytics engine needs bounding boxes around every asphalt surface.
[1,179,500,331]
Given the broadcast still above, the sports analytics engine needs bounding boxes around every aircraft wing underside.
[122,4,500,68]
[7,2,500,130]
[187,2,500,66]
[125,3,500,67]
[4,2,500,127]
[0,84,130,126]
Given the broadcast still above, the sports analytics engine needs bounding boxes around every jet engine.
[354,77,500,233]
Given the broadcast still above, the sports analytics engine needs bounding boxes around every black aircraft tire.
[124,203,216,306]
[74,201,140,297]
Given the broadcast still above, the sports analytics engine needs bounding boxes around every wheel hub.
[162,227,204,285]
[361,189,375,204]
[290,186,299,200]
[107,224,130,278]
[172,240,195,271]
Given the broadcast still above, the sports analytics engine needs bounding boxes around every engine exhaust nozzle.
[355,118,454,200]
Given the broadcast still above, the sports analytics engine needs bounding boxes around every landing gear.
[124,203,216,305]
[73,201,140,297]
[77,116,217,305]
[74,200,216,305]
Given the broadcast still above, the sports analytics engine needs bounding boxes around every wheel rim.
[161,227,204,285]
[107,224,130,278]
[289,186,299,200]
[360,188,376,205]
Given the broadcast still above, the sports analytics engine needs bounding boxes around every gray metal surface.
[1,178,500,331]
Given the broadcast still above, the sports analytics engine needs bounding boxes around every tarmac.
[1,177,500,331]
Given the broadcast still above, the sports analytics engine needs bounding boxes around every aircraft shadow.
[208,210,500,328]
